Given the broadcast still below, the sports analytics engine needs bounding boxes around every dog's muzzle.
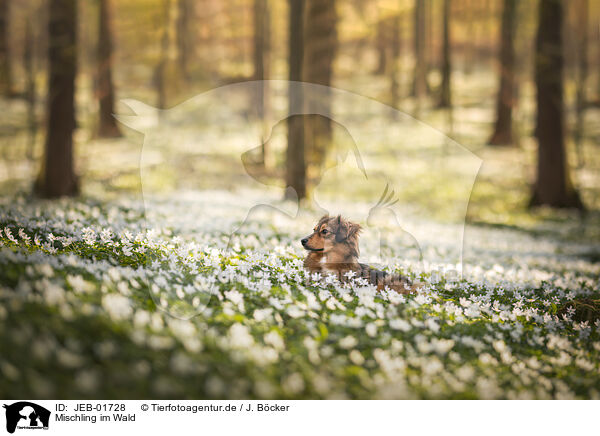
[301,238,323,251]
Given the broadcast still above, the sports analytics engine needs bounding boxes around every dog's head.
[301,215,361,256]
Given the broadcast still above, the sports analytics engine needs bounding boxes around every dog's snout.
[301,238,308,246]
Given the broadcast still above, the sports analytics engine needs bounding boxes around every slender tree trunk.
[574,0,588,167]
[285,0,306,200]
[97,0,121,138]
[154,0,181,111]
[374,16,388,75]
[529,0,583,209]
[24,21,37,160]
[0,0,12,96]
[489,0,517,145]
[154,0,170,110]
[597,21,600,104]
[176,0,190,80]
[303,0,337,170]
[155,35,168,110]
[253,0,271,167]
[425,0,434,81]
[412,0,427,105]
[35,1,48,78]
[463,0,475,75]
[390,14,401,111]
[438,0,452,108]
[35,0,79,198]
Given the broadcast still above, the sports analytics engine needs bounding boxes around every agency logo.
[3,402,50,434]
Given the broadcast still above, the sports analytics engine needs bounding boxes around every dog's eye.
[321,229,328,235]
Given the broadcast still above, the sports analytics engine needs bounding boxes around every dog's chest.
[319,255,334,274]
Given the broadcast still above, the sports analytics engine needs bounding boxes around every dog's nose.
[301,238,308,246]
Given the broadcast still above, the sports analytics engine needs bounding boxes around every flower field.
[1,190,599,400]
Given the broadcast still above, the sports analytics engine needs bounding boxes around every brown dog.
[301,215,416,294]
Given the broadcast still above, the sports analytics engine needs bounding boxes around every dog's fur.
[302,215,416,294]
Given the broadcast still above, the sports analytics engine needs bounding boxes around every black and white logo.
[3,402,50,434]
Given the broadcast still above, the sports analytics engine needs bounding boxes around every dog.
[301,215,417,294]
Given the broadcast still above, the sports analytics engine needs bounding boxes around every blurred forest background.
[1,0,599,229]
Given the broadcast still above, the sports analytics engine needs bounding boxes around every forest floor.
[1,70,599,398]
[1,188,599,399]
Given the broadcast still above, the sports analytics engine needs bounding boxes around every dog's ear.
[335,216,361,242]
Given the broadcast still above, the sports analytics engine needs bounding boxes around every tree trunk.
[155,30,168,110]
[174,0,193,82]
[24,21,37,160]
[154,0,181,111]
[97,0,121,138]
[411,0,427,100]
[286,0,306,200]
[597,20,600,105]
[529,0,583,209]
[303,0,337,170]
[438,0,452,108]
[489,0,517,145]
[574,0,588,167]
[463,0,475,75]
[0,0,12,96]
[35,0,79,198]
[425,0,434,82]
[390,14,400,111]
[176,0,190,80]
[253,0,271,167]
[155,0,170,110]
[374,16,388,75]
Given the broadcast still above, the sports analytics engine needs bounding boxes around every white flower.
[18,229,30,244]
[100,228,113,244]
[228,323,254,348]
[339,335,358,349]
[349,349,365,365]
[366,323,377,337]
[67,274,95,293]
[282,373,304,395]
[286,305,304,318]
[492,340,507,353]
[102,293,133,321]
[253,308,273,322]
[425,318,440,332]
[389,318,411,332]
[132,310,149,328]
[56,348,85,368]
[44,282,66,305]
[4,227,17,243]
[81,227,96,245]
[225,290,244,308]
[37,263,54,278]
[122,244,133,256]
[344,270,356,279]
[432,338,455,355]
[170,352,195,375]
[264,331,285,351]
